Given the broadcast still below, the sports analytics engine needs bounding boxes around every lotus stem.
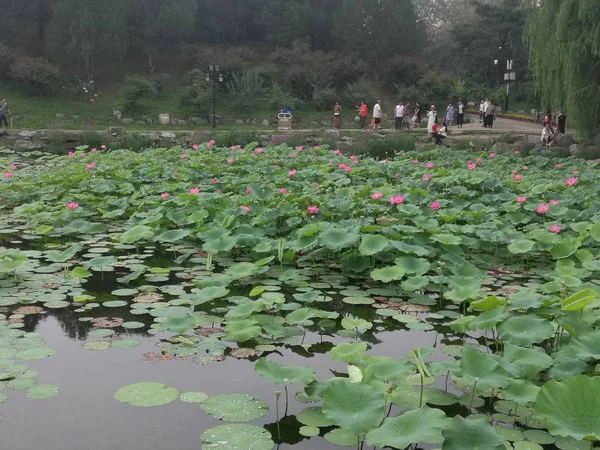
[284,385,289,416]
[470,380,478,409]
[419,372,424,408]
[445,370,450,392]
[274,391,281,440]
[514,402,518,417]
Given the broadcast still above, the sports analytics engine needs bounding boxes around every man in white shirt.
[394,101,404,131]
[479,99,485,123]
[373,100,382,130]
[457,101,465,128]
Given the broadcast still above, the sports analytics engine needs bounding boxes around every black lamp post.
[493,47,515,113]
[206,65,223,128]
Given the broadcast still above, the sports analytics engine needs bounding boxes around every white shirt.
[458,104,464,114]
[483,101,489,113]
[373,103,382,118]
[541,127,552,140]
[395,104,404,118]
[427,110,436,133]
[479,102,485,112]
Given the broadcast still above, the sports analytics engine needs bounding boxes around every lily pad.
[201,393,269,422]
[26,384,59,399]
[83,341,112,351]
[180,391,208,403]
[114,382,179,407]
[200,424,274,450]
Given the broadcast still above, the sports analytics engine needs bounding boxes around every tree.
[46,0,130,83]
[526,0,600,138]
[129,0,197,72]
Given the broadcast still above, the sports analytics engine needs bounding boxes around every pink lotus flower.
[296,146,304,151]
[67,202,79,210]
[513,149,520,155]
[174,172,179,178]
[422,174,432,182]
[333,149,342,156]
[181,154,187,159]
[467,163,477,171]
[101,145,107,150]
[4,172,14,178]
[516,196,527,204]
[192,144,199,150]
[476,157,483,163]
[371,192,383,200]
[86,162,96,171]
[430,201,441,211]
[227,158,234,164]
[292,153,298,158]
[279,188,288,194]
[80,153,86,158]
[389,195,406,205]
[522,165,529,171]
[288,169,297,176]
[240,205,251,214]
[307,205,319,215]
[550,199,560,205]
[189,188,200,195]
[207,140,215,148]
[556,163,563,169]
[68,152,75,158]
[313,182,318,188]
[489,152,496,159]
[91,148,98,153]
[313,145,319,150]
[343,165,352,173]
[349,155,358,161]
[573,170,580,175]
[549,225,561,233]
[413,159,419,164]
[513,174,523,181]
[161,192,170,199]
[338,163,346,170]
[211,178,219,184]
[565,177,578,186]
[255,147,264,154]
[537,204,550,214]
[245,188,252,194]
[426,162,434,169]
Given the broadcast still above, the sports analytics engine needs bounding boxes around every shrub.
[344,77,378,104]
[395,84,422,104]
[117,133,153,152]
[212,130,262,147]
[152,74,170,95]
[82,131,104,148]
[311,83,337,111]
[9,57,60,87]
[0,43,15,79]
[225,70,267,112]
[120,76,156,111]
[180,70,211,116]
[265,83,302,110]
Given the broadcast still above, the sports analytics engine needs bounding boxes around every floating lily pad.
[122,321,145,329]
[26,384,59,399]
[296,406,335,427]
[324,428,361,446]
[201,393,269,422]
[6,378,36,390]
[114,382,179,407]
[103,300,128,308]
[299,426,320,437]
[111,339,141,348]
[200,424,274,450]
[17,347,56,360]
[111,289,139,297]
[83,341,112,351]
[88,329,115,338]
[44,301,70,309]
[180,391,208,403]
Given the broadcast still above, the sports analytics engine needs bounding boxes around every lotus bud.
[275,391,282,399]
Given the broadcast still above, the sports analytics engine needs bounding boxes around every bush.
[193,46,256,74]
[265,83,302,110]
[82,131,104,148]
[225,70,267,112]
[117,133,153,152]
[350,134,418,160]
[180,70,211,116]
[9,57,60,87]
[311,83,337,111]
[344,77,378,104]
[120,76,156,111]
[212,130,262,147]
[152,74,170,95]
[395,84,422,104]
[0,44,15,79]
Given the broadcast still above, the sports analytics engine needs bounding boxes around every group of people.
[478,99,497,128]
[541,110,567,147]
[352,100,424,131]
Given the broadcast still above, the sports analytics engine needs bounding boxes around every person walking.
[372,100,382,130]
[427,105,436,134]
[0,98,8,128]
[411,102,421,128]
[457,100,465,128]
[446,103,454,127]
[394,101,404,131]
[402,102,411,130]
[479,99,485,123]
[333,101,342,130]
[356,101,368,129]
[482,99,489,127]
[485,100,496,128]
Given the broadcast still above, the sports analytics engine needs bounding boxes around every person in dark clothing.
[0,99,8,128]
[557,112,566,134]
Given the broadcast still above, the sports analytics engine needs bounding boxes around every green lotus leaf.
[120,225,154,244]
[501,379,541,405]
[200,424,274,450]
[567,331,600,360]
[370,265,405,283]
[590,223,600,242]
[203,235,237,253]
[192,286,230,305]
[430,233,462,246]
[535,375,600,441]
[394,256,431,275]
[201,393,269,422]
[319,227,360,251]
[513,441,544,450]
[448,316,474,332]
[366,406,447,448]
[45,244,82,263]
[111,339,141,348]
[561,289,598,312]
[401,275,430,291]
[389,240,430,256]
[70,266,91,278]
[255,358,316,386]
[470,296,507,311]
[508,239,535,254]
[299,426,320,437]
[225,319,262,342]
[17,347,56,360]
[341,296,373,305]
[330,342,367,363]
[503,344,554,379]
[84,256,117,268]
[458,348,511,389]
[551,238,580,259]
[83,341,111,351]
[497,315,555,346]
[341,317,372,331]
[158,314,196,334]
[179,391,208,403]
[361,356,416,381]
[358,234,389,256]
[26,384,59,399]
[155,229,191,243]
[324,428,361,446]
[468,307,507,331]
[114,382,179,407]
[441,416,506,450]
[322,379,385,435]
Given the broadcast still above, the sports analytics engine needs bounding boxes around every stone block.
[110,127,126,136]
[121,118,134,124]
[555,134,574,148]
[158,114,170,125]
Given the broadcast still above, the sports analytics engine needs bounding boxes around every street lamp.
[206,65,223,128]
[494,49,516,113]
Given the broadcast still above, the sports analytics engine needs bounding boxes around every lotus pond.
[1,142,600,450]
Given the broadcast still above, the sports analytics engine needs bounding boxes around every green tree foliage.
[129,0,198,72]
[526,0,600,137]
[120,76,157,111]
[9,57,60,89]
[45,0,130,83]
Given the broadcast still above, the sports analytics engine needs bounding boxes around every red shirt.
[432,123,439,133]
[360,105,368,117]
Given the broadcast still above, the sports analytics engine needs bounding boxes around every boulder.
[235,119,245,124]
[594,134,600,147]
[497,133,527,144]
[489,142,512,154]
[530,146,569,158]
[113,110,122,120]
[18,130,37,139]
[55,113,64,119]
[14,140,43,151]
[569,144,600,159]
[261,119,270,127]
[158,114,170,125]
[110,127,126,137]
[62,131,82,142]
[513,141,535,154]
[136,120,146,125]
[555,134,574,148]
[161,132,176,140]
[191,117,204,125]
[121,118,134,124]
